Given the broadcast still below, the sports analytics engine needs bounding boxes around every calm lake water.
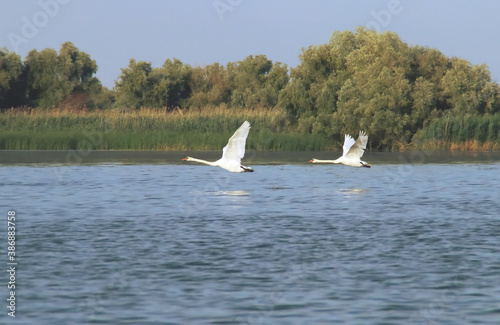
[1,150,500,324]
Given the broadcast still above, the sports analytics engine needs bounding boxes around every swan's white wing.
[221,121,251,164]
[342,134,356,157]
[345,130,368,159]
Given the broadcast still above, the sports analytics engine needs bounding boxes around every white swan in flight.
[309,130,371,168]
[183,121,254,172]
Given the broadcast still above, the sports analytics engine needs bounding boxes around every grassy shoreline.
[1,108,499,151]
[411,114,500,151]
[0,107,332,151]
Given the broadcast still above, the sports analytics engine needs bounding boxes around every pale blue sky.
[1,0,499,88]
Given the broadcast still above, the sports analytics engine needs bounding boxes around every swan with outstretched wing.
[309,131,371,168]
[183,121,254,172]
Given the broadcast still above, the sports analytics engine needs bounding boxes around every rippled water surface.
[1,151,500,324]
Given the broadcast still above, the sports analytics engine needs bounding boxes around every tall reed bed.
[0,107,330,150]
[413,114,500,150]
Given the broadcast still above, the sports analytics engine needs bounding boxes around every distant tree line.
[2,28,500,148]
[114,55,288,110]
[0,42,103,109]
[0,42,288,111]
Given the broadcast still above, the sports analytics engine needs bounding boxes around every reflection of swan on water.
[309,131,371,168]
[183,121,254,173]
[213,190,251,196]
[337,188,369,194]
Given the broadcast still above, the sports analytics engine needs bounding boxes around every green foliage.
[280,28,415,148]
[0,48,23,108]
[115,58,192,109]
[114,59,152,108]
[227,55,289,108]
[441,58,500,115]
[279,27,500,149]
[169,55,288,109]
[87,86,116,110]
[188,63,231,108]
[25,42,101,108]
[334,29,413,147]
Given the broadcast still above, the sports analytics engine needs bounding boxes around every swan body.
[309,131,371,168]
[183,121,254,173]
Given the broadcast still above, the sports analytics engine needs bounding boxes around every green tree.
[87,86,116,110]
[278,27,500,148]
[441,58,500,115]
[228,55,288,108]
[408,46,449,85]
[279,29,373,135]
[25,42,101,108]
[0,48,23,109]
[188,63,231,108]
[279,40,343,121]
[332,29,412,147]
[25,48,61,107]
[159,58,192,108]
[281,28,414,147]
[115,59,152,108]
[410,77,440,131]
[115,58,192,109]
[58,42,101,95]
[406,46,450,133]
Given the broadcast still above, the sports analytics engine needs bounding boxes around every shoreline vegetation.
[1,28,500,151]
[1,107,498,151]
[0,106,329,151]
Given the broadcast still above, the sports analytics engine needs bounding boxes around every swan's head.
[308,158,318,163]
[182,156,193,161]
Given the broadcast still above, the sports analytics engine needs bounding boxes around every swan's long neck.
[189,157,218,166]
[313,159,340,164]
